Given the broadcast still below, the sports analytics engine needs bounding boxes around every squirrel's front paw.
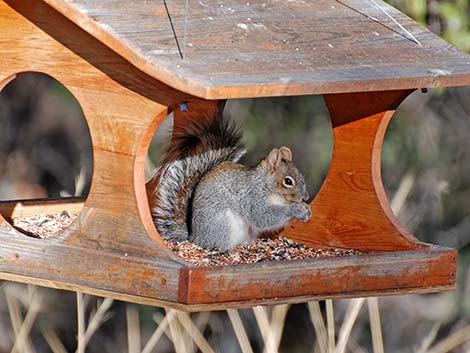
[294,202,311,222]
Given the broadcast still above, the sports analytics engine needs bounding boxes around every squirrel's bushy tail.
[151,113,245,241]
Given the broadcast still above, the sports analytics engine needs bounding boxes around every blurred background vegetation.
[0,0,469,352]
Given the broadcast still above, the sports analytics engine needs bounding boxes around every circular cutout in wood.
[145,96,333,262]
[0,72,93,238]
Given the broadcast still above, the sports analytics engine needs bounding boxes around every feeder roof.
[43,0,470,99]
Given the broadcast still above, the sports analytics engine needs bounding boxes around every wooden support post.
[284,90,422,251]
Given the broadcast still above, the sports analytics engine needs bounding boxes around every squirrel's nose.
[302,191,309,202]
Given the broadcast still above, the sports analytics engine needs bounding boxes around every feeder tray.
[0,0,467,311]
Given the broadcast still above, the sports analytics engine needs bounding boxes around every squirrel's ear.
[267,148,280,170]
[279,146,292,161]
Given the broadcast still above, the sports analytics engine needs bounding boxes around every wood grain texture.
[0,0,185,258]
[0,229,182,303]
[0,198,84,219]
[0,0,460,309]
[0,0,188,297]
[41,0,470,99]
[0,0,212,309]
[283,90,422,251]
[0,271,456,312]
[180,247,457,306]
[180,285,456,312]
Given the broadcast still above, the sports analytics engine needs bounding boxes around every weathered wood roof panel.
[43,0,470,98]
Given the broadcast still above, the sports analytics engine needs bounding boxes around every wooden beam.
[180,246,457,306]
[0,198,84,219]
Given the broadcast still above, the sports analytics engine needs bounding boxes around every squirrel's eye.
[283,176,295,188]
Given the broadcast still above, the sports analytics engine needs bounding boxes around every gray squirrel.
[148,107,311,250]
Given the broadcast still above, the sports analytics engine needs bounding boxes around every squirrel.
[148,105,311,250]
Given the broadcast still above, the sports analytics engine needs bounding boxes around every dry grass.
[76,293,114,353]
[308,301,328,353]
[425,325,470,353]
[7,285,42,353]
[367,298,384,353]
[141,310,175,353]
[0,283,468,353]
[227,309,254,353]
[336,298,365,353]
[40,327,67,353]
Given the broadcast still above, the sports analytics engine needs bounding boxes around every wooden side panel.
[0,0,190,258]
[181,247,457,307]
[283,90,422,251]
[0,0,189,302]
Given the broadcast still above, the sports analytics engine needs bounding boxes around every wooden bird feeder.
[0,0,467,311]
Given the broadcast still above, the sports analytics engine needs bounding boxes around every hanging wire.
[163,0,184,59]
[367,0,422,46]
[333,0,422,47]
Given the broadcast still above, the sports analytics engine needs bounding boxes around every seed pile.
[12,211,78,238]
[164,237,362,266]
[10,213,363,264]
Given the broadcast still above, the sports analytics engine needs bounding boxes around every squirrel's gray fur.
[151,112,245,242]
[151,111,311,250]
